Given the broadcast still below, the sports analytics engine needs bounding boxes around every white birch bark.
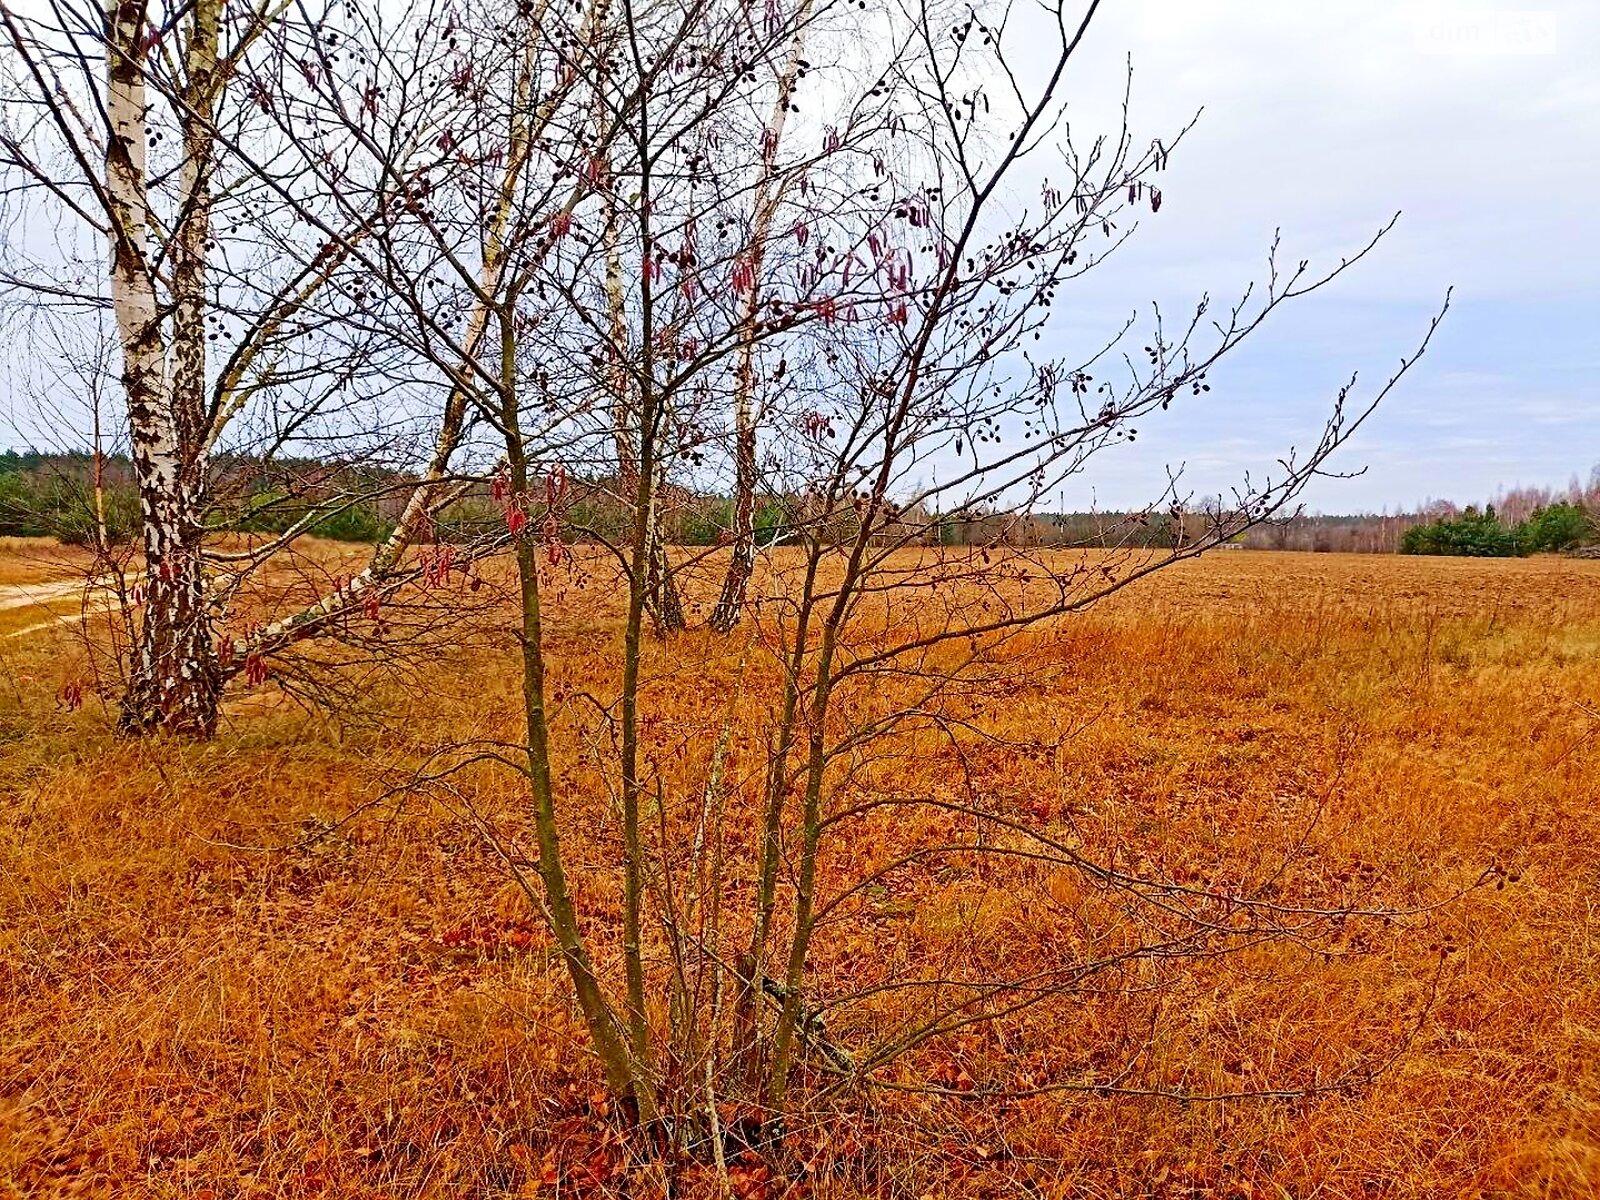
[109,0,221,734]
[709,7,813,632]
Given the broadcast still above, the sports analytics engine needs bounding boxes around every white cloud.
[1040,0,1600,509]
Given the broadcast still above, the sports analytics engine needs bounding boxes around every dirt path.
[0,581,84,612]
[0,580,116,641]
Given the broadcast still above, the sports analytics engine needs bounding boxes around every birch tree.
[0,0,527,732]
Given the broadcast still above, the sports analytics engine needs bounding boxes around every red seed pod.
[422,545,455,588]
[363,591,382,621]
[889,255,910,291]
[544,465,568,506]
[245,654,269,686]
[59,681,83,712]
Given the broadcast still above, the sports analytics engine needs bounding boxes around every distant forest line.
[4,449,1597,557]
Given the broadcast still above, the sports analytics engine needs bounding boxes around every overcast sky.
[1038,0,1599,512]
[3,2,1594,515]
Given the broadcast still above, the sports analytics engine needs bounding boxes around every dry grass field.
[2,540,1598,1198]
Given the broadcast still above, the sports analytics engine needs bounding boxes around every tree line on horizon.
[5,449,1594,556]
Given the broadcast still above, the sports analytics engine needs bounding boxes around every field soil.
[2,542,1598,1198]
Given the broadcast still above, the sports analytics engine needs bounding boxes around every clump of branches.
[357,0,1461,1168]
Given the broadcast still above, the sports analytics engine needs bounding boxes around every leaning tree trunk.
[222,22,551,672]
[108,0,221,735]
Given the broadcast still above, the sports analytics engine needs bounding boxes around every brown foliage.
[3,545,1599,1197]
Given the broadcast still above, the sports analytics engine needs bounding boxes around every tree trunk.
[499,300,658,1120]
[107,0,220,735]
[707,194,768,636]
[221,23,548,673]
[709,394,757,632]
[119,506,220,736]
[645,502,686,634]
[603,192,685,635]
[709,9,810,632]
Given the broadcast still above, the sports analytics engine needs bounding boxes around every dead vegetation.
[2,544,1598,1198]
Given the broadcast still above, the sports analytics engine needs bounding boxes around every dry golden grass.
[2,545,1598,1198]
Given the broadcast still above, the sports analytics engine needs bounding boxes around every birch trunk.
[109,0,220,735]
[709,8,811,632]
